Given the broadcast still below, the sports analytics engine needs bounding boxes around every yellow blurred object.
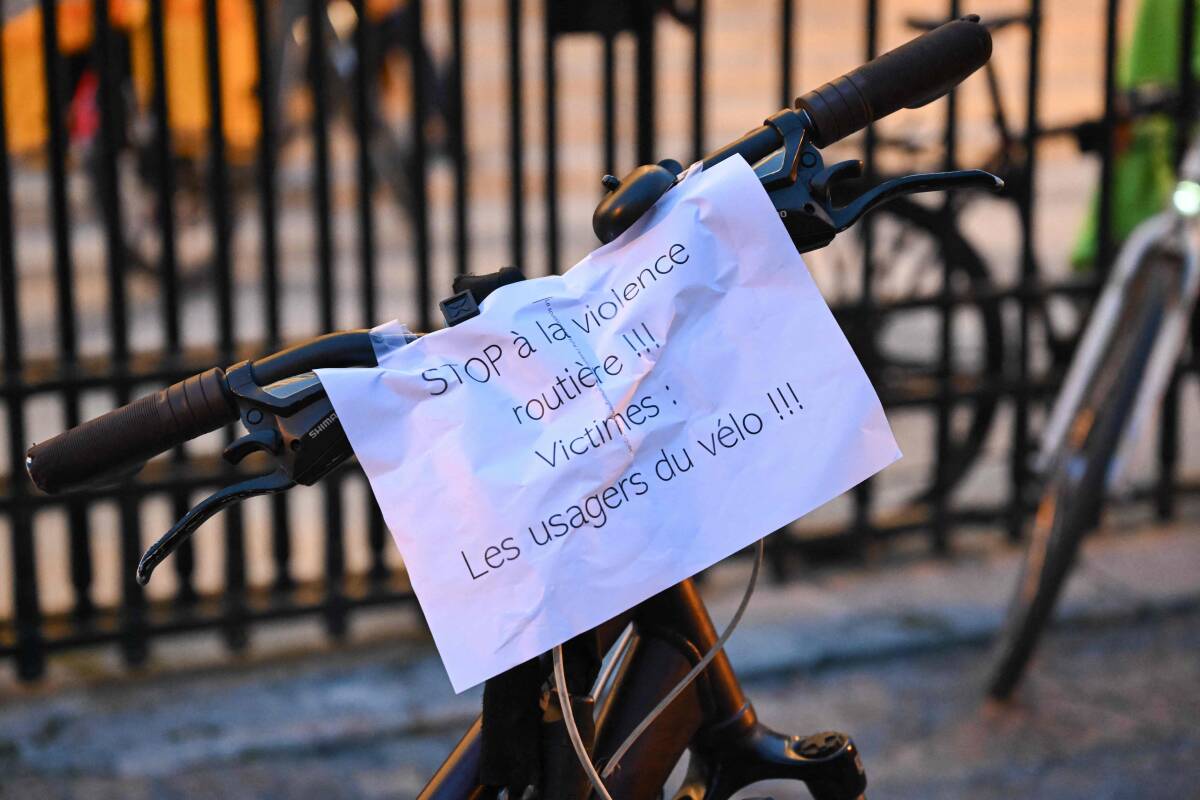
[3,0,259,160]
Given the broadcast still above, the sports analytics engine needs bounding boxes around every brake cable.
[552,538,765,798]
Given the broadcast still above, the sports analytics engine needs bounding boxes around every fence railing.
[2,0,1197,681]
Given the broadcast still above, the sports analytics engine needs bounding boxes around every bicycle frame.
[419,578,867,800]
[1035,136,1200,492]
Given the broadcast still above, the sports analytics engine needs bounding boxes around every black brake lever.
[757,116,1003,250]
[826,168,1002,231]
[137,468,295,585]
[593,107,1002,254]
[137,366,359,585]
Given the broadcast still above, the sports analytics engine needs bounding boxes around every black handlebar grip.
[26,367,237,494]
[796,15,992,147]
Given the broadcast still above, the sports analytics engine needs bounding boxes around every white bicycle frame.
[1035,136,1200,492]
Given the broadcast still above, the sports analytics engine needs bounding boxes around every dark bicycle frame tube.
[418,578,754,799]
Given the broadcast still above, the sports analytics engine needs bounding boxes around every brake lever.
[137,468,295,585]
[594,107,1002,254]
[757,114,1003,250]
[137,365,357,585]
[825,168,1003,231]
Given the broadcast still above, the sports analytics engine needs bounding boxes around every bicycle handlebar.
[26,368,237,494]
[27,16,994,496]
[247,330,377,385]
[796,15,992,148]
[26,331,378,494]
[700,15,991,171]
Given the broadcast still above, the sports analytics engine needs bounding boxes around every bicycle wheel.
[805,197,1005,506]
[985,259,1172,700]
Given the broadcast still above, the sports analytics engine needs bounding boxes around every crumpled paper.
[317,156,900,691]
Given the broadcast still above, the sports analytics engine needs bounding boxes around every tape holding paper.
[368,320,415,362]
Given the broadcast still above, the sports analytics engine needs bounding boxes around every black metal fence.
[1,0,1197,681]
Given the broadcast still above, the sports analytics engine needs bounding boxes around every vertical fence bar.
[40,0,94,627]
[404,0,434,583]
[252,0,293,592]
[1175,0,1197,167]
[324,478,347,635]
[543,10,560,274]
[691,0,705,163]
[204,0,249,650]
[602,30,616,176]
[44,0,92,621]
[150,0,181,351]
[932,0,961,554]
[1010,0,1041,541]
[1158,365,1182,520]
[409,0,432,316]
[351,0,387,582]
[149,0,197,605]
[310,0,335,332]
[94,0,149,666]
[765,0,790,579]
[402,0,433,589]
[1158,0,1196,519]
[634,5,656,164]
[507,0,525,270]
[205,0,235,354]
[0,0,42,680]
[308,0,348,637]
[852,0,879,550]
[942,2,959,173]
[38,0,75,362]
[352,0,376,323]
[451,0,469,277]
[1096,0,1120,272]
[779,0,793,110]
[367,493,389,583]
[269,490,293,594]
[254,0,283,346]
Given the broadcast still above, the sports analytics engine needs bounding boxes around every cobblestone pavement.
[2,607,1196,799]
[1,522,1197,799]
[741,610,1200,799]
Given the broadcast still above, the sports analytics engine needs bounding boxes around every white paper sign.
[317,156,900,692]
